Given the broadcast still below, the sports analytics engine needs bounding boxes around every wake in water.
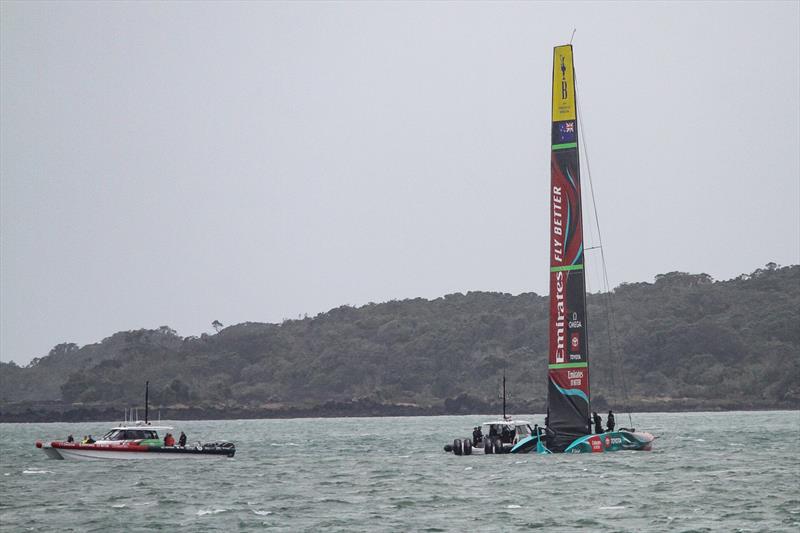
[196,509,227,516]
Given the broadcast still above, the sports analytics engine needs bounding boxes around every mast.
[502,373,507,420]
[547,44,591,451]
[144,381,149,424]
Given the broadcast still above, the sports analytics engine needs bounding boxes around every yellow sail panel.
[552,45,576,122]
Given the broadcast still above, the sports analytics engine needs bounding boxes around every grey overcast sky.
[1,1,798,364]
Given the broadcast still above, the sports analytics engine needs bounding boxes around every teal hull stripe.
[510,434,552,454]
[562,431,647,453]
[563,433,595,452]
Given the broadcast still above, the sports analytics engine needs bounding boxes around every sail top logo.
[552,45,576,121]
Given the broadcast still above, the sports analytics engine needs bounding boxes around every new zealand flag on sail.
[552,120,577,144]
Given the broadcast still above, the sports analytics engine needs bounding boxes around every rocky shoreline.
[1,396,795,423]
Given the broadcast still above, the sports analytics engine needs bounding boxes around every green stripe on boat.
[551,264,584,272]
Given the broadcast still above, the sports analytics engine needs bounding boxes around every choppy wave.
[196,509,227,516]
[2,412,799,531]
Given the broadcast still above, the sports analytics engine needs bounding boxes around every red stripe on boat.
[50,442,151,452]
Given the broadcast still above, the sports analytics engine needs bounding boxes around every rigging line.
[579,120,633,427]
[575,78,634,429]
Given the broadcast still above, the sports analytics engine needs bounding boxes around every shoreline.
[2,398,796,423]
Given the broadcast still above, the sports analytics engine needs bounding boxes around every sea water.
[1,411,798,531]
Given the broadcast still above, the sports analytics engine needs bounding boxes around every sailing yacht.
[446,44,655,456]
[513,43,654,454]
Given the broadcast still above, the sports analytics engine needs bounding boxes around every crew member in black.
[592,412,603,434]
[67,434,74,443]
[179,432,187,447]
[607,410,615,432]
[472,426,482,446]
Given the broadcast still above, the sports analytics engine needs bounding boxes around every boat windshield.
[515,425,533,437]
[101,429,159,441]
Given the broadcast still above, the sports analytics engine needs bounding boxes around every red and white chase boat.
[36,422,235,460]
[36,382,235,460]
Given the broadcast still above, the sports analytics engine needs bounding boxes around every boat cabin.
[481,419,534,445]
[98,425,173,443]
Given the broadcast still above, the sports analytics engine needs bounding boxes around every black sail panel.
[547,44,590,452]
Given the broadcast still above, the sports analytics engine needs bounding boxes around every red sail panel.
[547,44,591,451]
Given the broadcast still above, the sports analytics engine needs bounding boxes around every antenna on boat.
[569,28,576,45]
[502,372,507,421]
[144,381,149,424]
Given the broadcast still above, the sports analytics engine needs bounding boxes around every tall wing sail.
[547,44,591,451]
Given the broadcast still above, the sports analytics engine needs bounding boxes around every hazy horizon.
[2,1,798,364]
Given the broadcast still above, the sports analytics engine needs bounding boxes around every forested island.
[1,265,797,422]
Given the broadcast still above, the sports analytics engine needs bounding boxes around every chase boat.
[35,381,235,460]
[36,422,235,460]
[446,417,537,455]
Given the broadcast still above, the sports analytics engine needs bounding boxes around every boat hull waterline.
[449,430,654,456]
[36,441,235,460]
[511,430,656,454]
